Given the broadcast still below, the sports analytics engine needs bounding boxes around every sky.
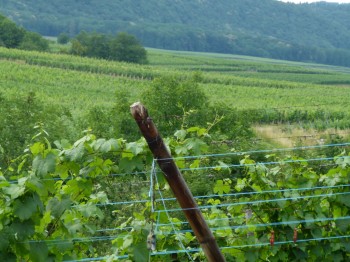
[279,0,350,3]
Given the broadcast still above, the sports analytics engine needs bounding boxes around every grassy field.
[1,46,349,144]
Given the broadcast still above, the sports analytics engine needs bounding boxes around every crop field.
[1,46,350,136]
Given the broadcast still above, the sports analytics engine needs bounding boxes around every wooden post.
[130,102,226,262]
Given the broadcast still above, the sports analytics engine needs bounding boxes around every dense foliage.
[70,31,148,64]
[0,123,349,261]
[0,14,48,51]
[0,92,75,168]
[2,0,350,66]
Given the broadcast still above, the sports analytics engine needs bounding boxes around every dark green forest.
[2,0,350,66]
[0,13,48,51]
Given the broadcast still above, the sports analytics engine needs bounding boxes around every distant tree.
[70,31,148,64]
[109,32,148,64]
[70,31,109,58]
[86,32,110,59]
[0,14,49,51]
[57,32,70,44]
[142,75,208,133]
[19,31,49,51]
[70,39,87,56]
[0,16,25,48]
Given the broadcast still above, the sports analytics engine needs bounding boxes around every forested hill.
[2,0,350,66]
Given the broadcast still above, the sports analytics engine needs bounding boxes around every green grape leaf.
[2,183,26,200]
[311,228,322,238]
[213,180,230,195]
[119,156,144,173]
[46,195,71,218]
[337,195,350,208]
[174,145,188,155]
[122,234,133,250]
[36,211,52,234]
[94,138,121,153]
[235,178,246,192]
[132,241,149,262]
[64,214,82,235]
[175,158,186,169]
[30,142,45,156]
[8,220,35,241]
[174,129,187,140]
[14,194,43,220]
[190,159,200,169]
[245,251,259,262]
[0,175,10,189]
[185,138,208,155]
[187,127,200,133]
[26,176,47,197]
[52,240,74,254]
[29,242,48,262]
[125,142,144,156]
[91,138,106,151]
[64,143,85,161]
[333,206,342,218]
[32,152,56,177]
[76,203,104,219]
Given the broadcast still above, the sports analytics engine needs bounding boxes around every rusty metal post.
[130,102,225,262]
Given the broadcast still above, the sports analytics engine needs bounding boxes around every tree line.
[68,31,148,64]
[3,0,350,67]
[0,12,148,64]
[0,14,49,51]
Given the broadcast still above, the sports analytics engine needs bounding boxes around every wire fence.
[16,142,350,261]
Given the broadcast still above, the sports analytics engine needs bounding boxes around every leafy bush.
[19,32,49,51]
[0,13,49,51]
[142,75,208,135]
[70,31,148,64]
[0,92,74,168]
[0,14,25,48]
[57,32,70,44]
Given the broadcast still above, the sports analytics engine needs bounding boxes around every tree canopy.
[0,14,48,51]
[70,31,148,64]
[2,0,350,66]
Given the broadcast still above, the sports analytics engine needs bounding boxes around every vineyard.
[1,47,350,126]
[0,47,350,261]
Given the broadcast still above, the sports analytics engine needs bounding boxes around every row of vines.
[1,124,349,261]
[1,47,350,133]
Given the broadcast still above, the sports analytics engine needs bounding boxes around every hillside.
[1,0,350,66]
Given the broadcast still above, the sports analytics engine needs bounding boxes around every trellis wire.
[8,141,350,184]
[155,191,350,213]
[170,142,350,161]
[152,159,195,261]
[16,144,349,261]
[81,184,350,210]
[150,234,350,256]
[158,215,350,235]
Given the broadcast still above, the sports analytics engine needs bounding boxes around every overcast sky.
[279,0,350,3]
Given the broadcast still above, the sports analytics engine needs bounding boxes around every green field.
[1,46,350,134]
